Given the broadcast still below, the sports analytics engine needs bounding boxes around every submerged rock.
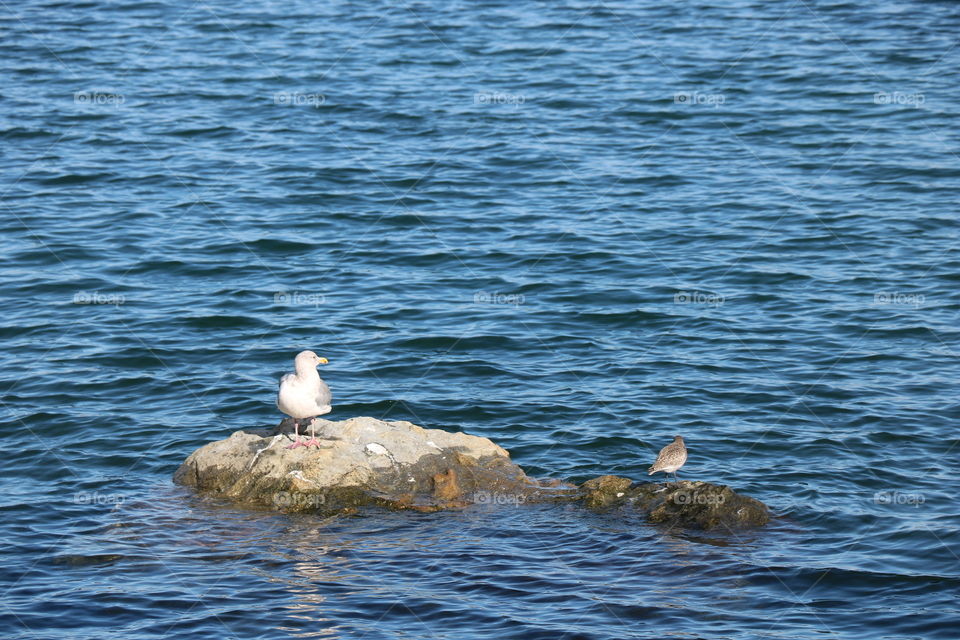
[174,418,769,528]
[580,475,634,509]
[579,476,770,529]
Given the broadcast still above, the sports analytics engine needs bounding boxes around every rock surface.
[174,418,769,528]
[173,416,568,513]
[580,475,770,529]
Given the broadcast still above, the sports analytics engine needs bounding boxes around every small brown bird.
[648,436,687,483]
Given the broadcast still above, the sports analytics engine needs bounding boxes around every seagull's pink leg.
[286,419,306,449]
[299,418,322,448]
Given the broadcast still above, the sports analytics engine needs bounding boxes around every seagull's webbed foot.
[284,419,326,450]
[298,419,325,449]
[285,419,305,449]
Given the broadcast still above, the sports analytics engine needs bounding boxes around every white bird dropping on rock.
[277,350,332,449]
[365,443,389,456]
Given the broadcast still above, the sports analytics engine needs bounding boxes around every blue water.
[2,0,959,638]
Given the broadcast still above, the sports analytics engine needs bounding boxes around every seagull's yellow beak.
[317,357,328,364]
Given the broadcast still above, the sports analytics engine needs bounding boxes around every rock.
[173,416,548,513]
[174,417,769,529]
[581,475,634,508]
[431,469,462,501]
[578,476,770,529]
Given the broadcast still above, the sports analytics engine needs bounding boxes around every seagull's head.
[673,435,684,443]
[296,350,328,369]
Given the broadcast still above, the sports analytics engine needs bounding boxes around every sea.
[1,1,958,638]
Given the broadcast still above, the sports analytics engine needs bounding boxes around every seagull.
[648,436,687,483]
[277,350,331,449]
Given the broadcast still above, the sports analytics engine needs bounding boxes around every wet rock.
[174,417,769,528]
[581,475,634,508]
[644,480,770,529]
[431,469,462,501]
[578,476,770,530]
[173,417,542,513]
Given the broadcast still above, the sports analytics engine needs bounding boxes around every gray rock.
[173,416,565,513]
[174,417,769,528]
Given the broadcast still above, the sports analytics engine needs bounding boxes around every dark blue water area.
[2,0,959,638]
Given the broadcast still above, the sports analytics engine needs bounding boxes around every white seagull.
[277,350,331,449]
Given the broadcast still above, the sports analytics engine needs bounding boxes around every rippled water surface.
[2,1,959,638]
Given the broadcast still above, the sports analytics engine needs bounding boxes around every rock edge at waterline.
[173,417,770,529]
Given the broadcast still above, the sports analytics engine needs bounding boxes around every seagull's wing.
[315,377,332,408]
[278,372,295,390]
